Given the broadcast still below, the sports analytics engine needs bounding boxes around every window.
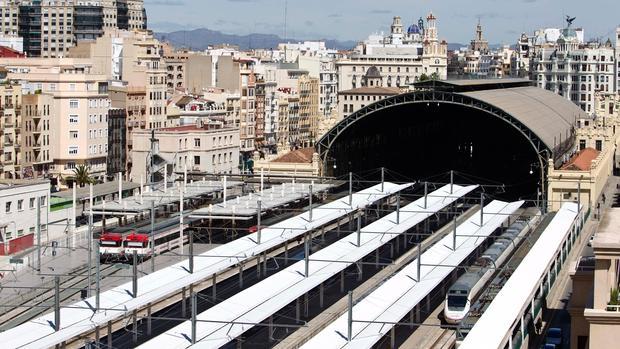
[194,156,201,165]
[194,138,201,147]
[596,140,602,151]
[69,114,78,123]
[579,139,586,150]
[17,229,23,237]
[68,146,78,155]
[5,201,11,213]
[17,199,23,211]
[69,99,79,108]
[29,197,35,209]
[70,131,78,139]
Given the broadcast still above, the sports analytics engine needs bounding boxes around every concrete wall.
[186,55,213,94]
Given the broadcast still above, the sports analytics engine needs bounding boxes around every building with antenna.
[528,19,616,114]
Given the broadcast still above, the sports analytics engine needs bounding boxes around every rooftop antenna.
[284,0,288,42]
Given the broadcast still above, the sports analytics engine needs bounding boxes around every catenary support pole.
[191,292,197,344]
[347,291,353,342]
[480,192,484,226]
[87,183,93,296]
[132,250,138,297]
[54,276,60,331]
[396,192,400,224]
[189,230,194,274]
[349,172,353,206]
[304,234,310,277]
[257,199,262,244]
[357,214,362,247]
[180,189,184,255]
[308,184,313,221]
[450,170,454,194]
[36,196,41,272]
[150,201,155,273]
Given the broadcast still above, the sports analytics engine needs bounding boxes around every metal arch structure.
[316,89,559,207]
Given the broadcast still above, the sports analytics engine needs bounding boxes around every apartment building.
[0,83,22,179]
[131,123,240,180]
[238,58,256,154]
[532,40,615,114]
[162,48,213,94]
[1,58,110,185]
[106,107,125,178]
[276,91,299,152]
[69,29,167,129]
[0,1,19,37]
[21,92,53,179]
[255,79,266,150]
[126,0,145,30]
[8,0,146,57]
[297,74,319,147]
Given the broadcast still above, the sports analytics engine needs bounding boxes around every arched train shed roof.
[318,79,586,164]
[460,85,585,152]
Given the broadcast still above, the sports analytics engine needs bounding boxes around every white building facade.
[0,180,49,255]
[337,14,448,92]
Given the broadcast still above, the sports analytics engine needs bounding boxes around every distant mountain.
[154,28,357,51]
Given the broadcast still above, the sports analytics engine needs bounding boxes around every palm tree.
[73,165,93,187]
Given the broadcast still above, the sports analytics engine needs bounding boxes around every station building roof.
[413,79,586,154]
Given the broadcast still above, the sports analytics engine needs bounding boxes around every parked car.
[546,327,563,347]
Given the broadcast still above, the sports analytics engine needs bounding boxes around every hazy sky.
[145,0,619,44]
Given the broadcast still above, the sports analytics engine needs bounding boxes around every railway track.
[0,264,120,330]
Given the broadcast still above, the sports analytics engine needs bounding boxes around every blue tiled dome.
[407,24,420,34]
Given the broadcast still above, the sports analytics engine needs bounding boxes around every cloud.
[328,14,342,18]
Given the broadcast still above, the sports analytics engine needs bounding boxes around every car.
[546,327,563,347]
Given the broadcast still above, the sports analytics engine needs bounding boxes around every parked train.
[443,213,540,324]
[99,212,200,263]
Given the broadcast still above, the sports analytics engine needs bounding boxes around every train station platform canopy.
[89,180,243,215]
[191,182,335,220]
[0,182,410,349]
[51,181,140,201]
[303,199,524,349]
[137,184,477,348]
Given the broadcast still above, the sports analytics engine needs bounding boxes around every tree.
[429,72,440,81]
[73,165,94,187]
[418,73,430,82]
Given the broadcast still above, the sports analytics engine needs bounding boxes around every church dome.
[407,24,420,34]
